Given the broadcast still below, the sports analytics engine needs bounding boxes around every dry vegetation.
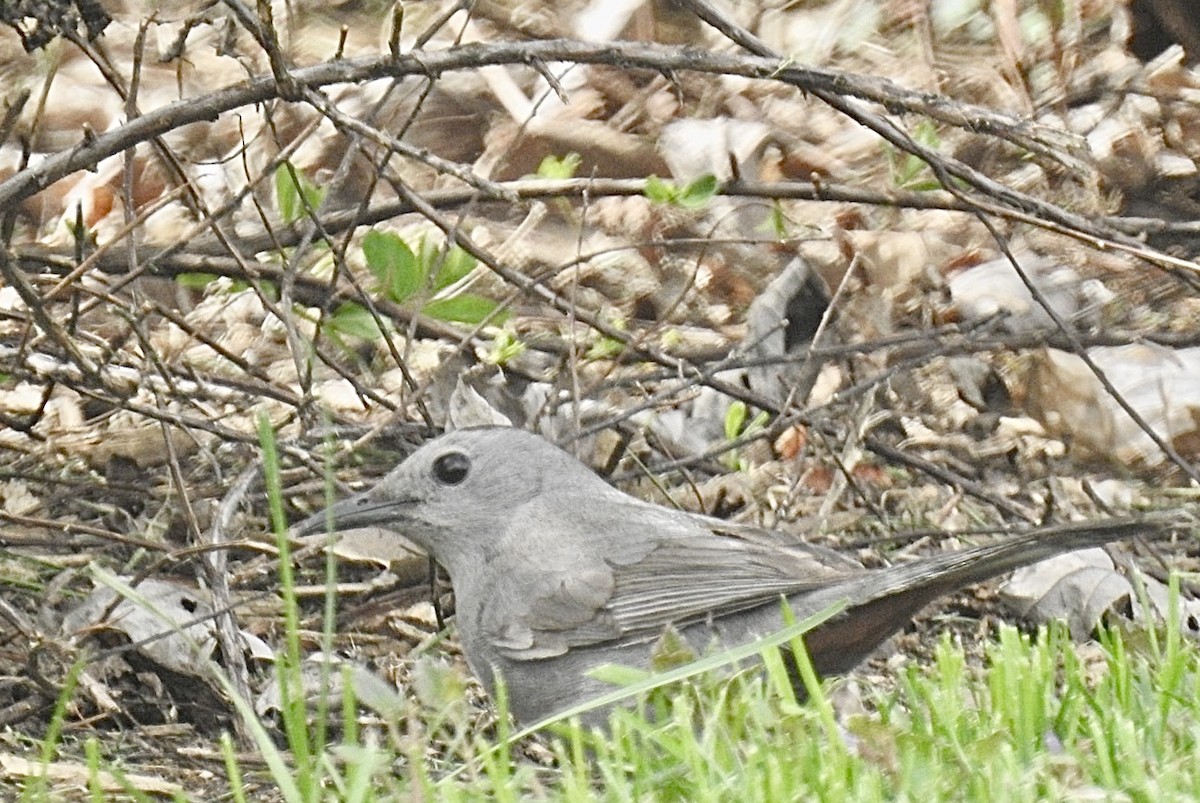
[1,0,1199,795]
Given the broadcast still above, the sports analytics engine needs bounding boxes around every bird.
[294,426,1181,725]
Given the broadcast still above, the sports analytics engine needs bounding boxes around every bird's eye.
[431,451,471,485]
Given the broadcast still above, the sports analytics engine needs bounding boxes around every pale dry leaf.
[0,285,23,312]
[842,230,930,289]
[741,256,828,405]
[1022,344,1200,465]
[1003,548,1200,640]
[0,481,38,516]
[1084,478,1140,510]
[0,753,183,796]
[0,382,48,415]
[573,0,648,42]
[46,392,83,430]
[63,578,271,678]
[82,416,201,469]
[448,377,514,429]
[331,526,426,568]
[63,579,218,677]
[348,663,408,719]
[315,378,369,413]
[947,252,1091,331]
[659,118,772,182]
[1001,548,1131,638]
[1129,568,1200,640]
[256,652,361,717]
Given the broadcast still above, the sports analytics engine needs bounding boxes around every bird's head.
[294,427,609,576]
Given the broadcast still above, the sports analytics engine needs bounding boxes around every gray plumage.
[295,426,1179,724]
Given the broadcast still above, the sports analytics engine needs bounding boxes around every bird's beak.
[292,489,416,539]
[290,488,430,570]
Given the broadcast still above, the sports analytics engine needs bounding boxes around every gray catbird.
[295,426,1180,724]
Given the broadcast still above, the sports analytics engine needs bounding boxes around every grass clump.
[23,603,1200,801]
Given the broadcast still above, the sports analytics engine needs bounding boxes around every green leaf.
[587,338,623,361]
[913,120,940,145]
[535,152,582,179]
[905,178,945,192]
[274,164,299,221]
[327,302,384,340]
[274,162,326,223]
[484,329,526,366]
[363,230,422,302]
[766,202,789,240]
[431,245,477,291]
[886,120,944,191]
[422,294,508,325]
[177,273,254,294]
[643,175,676,205]
[676,173,718,209]
[416,235,440,272]
[724,401,748,442]
[175,272,219,289]
[899,155,927,186]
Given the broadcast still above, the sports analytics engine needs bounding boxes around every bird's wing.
[487,496,862,661]
[485,496,1186,665]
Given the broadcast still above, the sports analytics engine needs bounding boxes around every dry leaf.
[332,526,426,569]
[448,377,515,429]
[63,579,272,678]
[1003,548,1200,639]
[1022,344,1200,465]
[947,252,1091,331]
[1001,548,1132,638]
[841,230,930,289]
[0,753,183,796]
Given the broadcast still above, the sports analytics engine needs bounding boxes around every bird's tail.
[802,512,1189,678]
[866,513,1187,601]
